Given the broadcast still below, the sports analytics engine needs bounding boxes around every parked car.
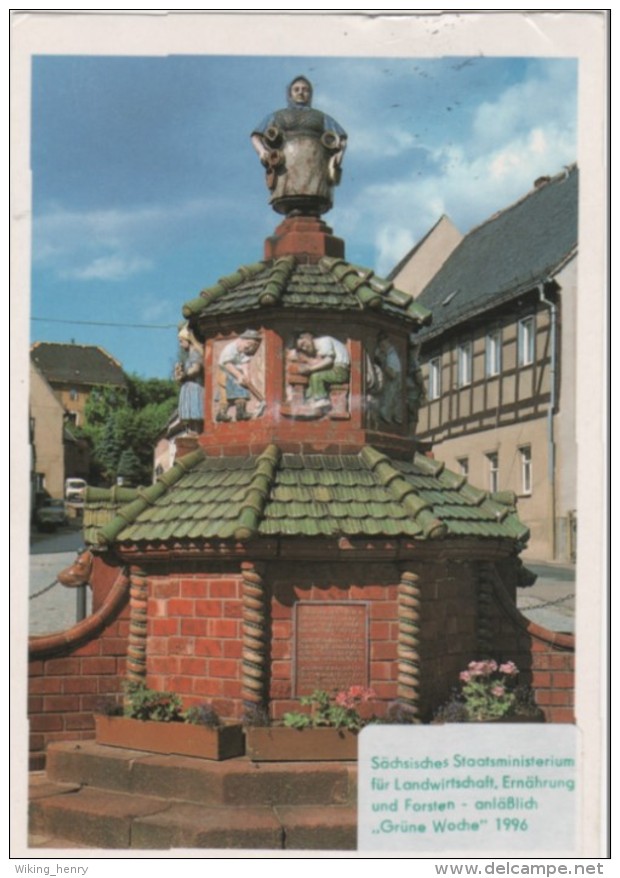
[65,477,87,503]
[33,498,68,532]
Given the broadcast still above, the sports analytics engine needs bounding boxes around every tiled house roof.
[30,343,126,388]
[83,446,529,548]
[415,165,578,340]
[182,256,432,327]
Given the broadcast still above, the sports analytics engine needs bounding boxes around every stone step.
[29,780,357,851]
[45,741,357,807]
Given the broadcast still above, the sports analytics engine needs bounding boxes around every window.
[456,342,472,387]
[519,446,532,495]
[518,316,535,366]
[486,452,499,493]
[486,330,502,377]
[457,457,469,477]
[69,388,78,401]
[427,357,442,400]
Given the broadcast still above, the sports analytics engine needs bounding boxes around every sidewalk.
[517,561,575,634]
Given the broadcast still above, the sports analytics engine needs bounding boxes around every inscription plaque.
[294,602,369,696]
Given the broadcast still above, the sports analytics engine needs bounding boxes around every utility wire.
[31,317,178,329]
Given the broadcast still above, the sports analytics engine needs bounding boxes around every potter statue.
[175,323,204,434]
[251,76,347,216]
[287,330,350,417]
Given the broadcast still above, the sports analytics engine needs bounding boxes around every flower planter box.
[95,715,244,760]
[245,726,358,762]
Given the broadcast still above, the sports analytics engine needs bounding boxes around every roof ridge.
[96,447,206,544]
[234,444,282,540]
[258,256,296,307]
[360,446,447,539]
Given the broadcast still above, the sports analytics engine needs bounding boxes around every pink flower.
[491,685,505,697]
[334,691,350,707]
[460,671,472,683]
[499,661,519,676]
[466,660,497,678]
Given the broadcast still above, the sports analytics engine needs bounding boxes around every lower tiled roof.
[83,446,529,548]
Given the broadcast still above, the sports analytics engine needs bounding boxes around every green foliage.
[184,703,222,728]
[282,687,376,732]
[117,448,143,486]
[123,680,183,723]
[79,373,178,485]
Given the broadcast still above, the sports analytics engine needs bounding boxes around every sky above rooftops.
[30,53,577,379]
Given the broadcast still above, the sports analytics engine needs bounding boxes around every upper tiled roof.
[182,256,432,328]
[83,445,529,548]
[415,165,578,339]
[30,343,126,388]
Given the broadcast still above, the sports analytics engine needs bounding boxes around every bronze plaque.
[294,602,369,696]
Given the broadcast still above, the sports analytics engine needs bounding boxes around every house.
[30,342,126,428]
[389,213,463,298]
[394,165,578,563]
[29,342,127,499]
[29,361,66,501]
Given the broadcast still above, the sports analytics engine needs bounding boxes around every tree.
[78,373,178,486]
[117,448,143,486]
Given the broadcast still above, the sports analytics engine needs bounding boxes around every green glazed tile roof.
[83,446,529,547]
[181,256,432,327]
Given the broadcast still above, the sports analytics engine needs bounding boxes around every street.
[517,562,575,634]
[29,524,92,636]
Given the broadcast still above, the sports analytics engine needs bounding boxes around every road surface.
[29,525,91,636]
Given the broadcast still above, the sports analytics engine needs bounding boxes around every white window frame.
[485,329,502,377]
[519,446,532,495]
[518,316,535,366]
[456,341,472,388]
[486,452,499,493]
[427,357,442,400]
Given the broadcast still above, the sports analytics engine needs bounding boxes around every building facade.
[30,342,126,428]
[393,167,578,562]
[29,361,66,500]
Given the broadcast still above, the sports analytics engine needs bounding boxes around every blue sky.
[30,54,577,379]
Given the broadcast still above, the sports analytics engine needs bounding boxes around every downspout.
[538,283,557,559]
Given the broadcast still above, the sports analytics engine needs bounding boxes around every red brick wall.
[529,639,575,723]
[268,562,401,719]
[27,555,574,766]
[28,607,129,769]
[146,572,244,719]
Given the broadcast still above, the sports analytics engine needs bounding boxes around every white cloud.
[33,197,221,282]
[61,254,153,282]
[342,62,577,275]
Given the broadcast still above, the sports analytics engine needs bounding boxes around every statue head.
[287,76,313,108]
[178,321,203,354]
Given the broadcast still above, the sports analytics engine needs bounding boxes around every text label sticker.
[358,724,578,853]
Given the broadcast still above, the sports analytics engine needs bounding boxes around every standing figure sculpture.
[251,76,347,216]
[175,323,204,434]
